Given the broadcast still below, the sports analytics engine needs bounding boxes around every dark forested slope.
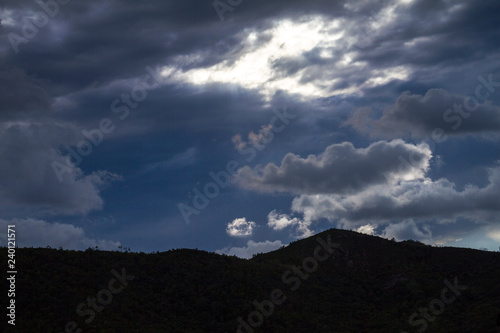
[1,228,499,332]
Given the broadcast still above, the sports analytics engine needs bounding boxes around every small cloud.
[226,217,256,237]
[231,134,246,151]
[267,210,299,230]
[232,124,273,151]
[356,224,378,235]
[216,240,284,259]
[267,210,312,238]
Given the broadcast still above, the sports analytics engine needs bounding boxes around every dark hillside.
[1,229,499,332]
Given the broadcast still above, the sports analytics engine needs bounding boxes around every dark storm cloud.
[47,81,293,156]
[2,0,235,91]
[233,140,431,195]
[2,0,304,137]
[0,1,395,93]
[2,0,498,132]
[351,0,500,69]
[0,67,52,120]
[3,0,340,90]
[2,0,498,95]
[345,88,500,139]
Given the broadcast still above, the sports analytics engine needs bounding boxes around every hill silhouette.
[1,228,499,332]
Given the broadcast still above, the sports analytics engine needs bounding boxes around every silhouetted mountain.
[2,228,499,332]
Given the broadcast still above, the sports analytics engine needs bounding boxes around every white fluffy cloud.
[216,240,284,259]
[226,218,257,237]
[0,218,121,250]
[267,210,313,238]
[356,224,378,235]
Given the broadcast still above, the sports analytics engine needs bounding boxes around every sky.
[0,0,499,258]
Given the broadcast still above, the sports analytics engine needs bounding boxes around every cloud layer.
[290,165,500,228]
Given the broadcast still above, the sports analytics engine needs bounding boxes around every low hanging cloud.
[233,139,432,195]
[226,217,257,237]
[215,240,284,259]
[345,88,500,139]
[354,220,433,243]
[356,224,378,236]
[289,165,500,228]
[380,219,433,243]
[354,221,432,242]
[0,218,121,250]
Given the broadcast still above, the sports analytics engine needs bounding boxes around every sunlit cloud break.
[158,14,411,100]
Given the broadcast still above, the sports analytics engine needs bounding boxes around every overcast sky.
[1,0,499,257]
